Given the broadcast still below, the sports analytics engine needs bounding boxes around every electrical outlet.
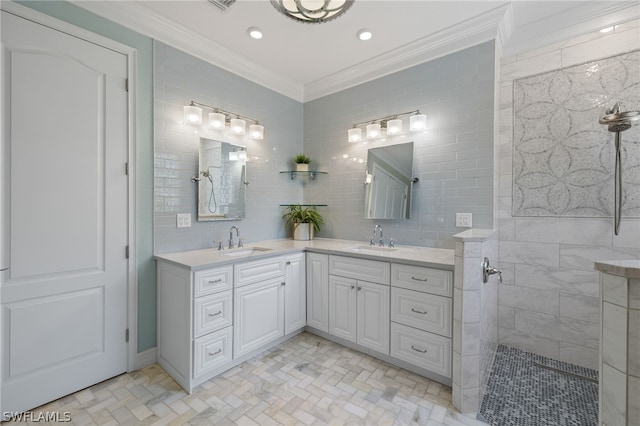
[176,213,191,228]
[456,213,472,228]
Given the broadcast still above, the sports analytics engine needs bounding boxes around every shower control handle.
[481,257,502,284]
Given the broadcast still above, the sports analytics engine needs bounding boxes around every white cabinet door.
[328,275,357,342]
[234,277,284,358]
[306,253,329,332]
[357,281,390,354]
[284,253,306,334]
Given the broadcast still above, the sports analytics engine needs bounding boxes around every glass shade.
[348,127,362,142]
[249,124,264,139]
[386,118,403,135]
[409,113,427,131]
[208,112,226,129]
[366,123,381,139]
[230,118,246,135]
[183,105,202,125]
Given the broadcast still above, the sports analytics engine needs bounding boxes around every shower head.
[599,102,640,132]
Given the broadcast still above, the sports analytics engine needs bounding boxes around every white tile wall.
[153,42,304,253]
[496,22,640,369]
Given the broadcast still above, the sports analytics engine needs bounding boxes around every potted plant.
[282,204,324,240]
[294,154,311,172]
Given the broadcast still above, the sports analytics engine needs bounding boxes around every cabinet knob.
[357,286,362,291]
[286,261,291,265]
[281,282,286,286]
[350,285,355,290]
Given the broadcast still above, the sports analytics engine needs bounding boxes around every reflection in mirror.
[364,142,414,220]
[198,138,247,221]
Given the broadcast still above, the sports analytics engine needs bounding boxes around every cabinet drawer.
[193,326,233,378]
[391,287,451,337]
[329,255,390,285]
[391,264,452,296]
[194,266,233,297]
[194,291,233,338]
[234,257,285,287]
[390,322,451,378]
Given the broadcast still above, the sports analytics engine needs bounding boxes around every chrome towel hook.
[481,257,502,284]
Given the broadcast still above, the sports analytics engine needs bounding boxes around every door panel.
[328,275,356,342]
[357,281,390,354]
[1,11,128,414]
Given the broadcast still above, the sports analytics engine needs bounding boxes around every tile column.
[594,260,640,426]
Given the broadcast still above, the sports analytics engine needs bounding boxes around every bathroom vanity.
[155,239,454,393]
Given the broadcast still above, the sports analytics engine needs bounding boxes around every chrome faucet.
[371,224,384,247]
[229,225,241,249]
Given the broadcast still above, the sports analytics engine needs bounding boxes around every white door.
[234,278,284,358]
[328,275,357,342]
[1,11,129,414]
[306,253,329,332]
[356,281,390,354]
[284,253,306,334]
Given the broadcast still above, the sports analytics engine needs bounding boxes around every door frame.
[0,0,139,400]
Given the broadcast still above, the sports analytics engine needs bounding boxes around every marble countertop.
[154,238,455,271]
[594,260,640,279]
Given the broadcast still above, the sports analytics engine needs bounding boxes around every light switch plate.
[456,213,472,228]
[177,213,191,228]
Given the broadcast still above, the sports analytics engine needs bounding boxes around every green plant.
[293,154,311,164]
[282,204,324,233]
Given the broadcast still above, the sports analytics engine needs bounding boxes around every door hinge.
[126,328,129,342]
[125,162,129,175]
[125,78,129,92]
[125,245,129,259]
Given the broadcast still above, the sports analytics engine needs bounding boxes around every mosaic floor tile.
[479,345,598,426]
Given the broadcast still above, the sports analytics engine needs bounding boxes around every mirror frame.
[197,138,247,221]
[364,142,414,220]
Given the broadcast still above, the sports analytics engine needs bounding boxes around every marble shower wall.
[513,50,640,217]
[497,20,640,369]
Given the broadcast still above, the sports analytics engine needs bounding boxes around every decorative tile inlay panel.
[513,50,640,217]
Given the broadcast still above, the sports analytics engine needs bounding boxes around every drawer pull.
[208,348,222,356]
[208,310,222,317]
[411,308,428,315]
[411,276,428,282]
[411,345,428,354]
[208,278,223,284]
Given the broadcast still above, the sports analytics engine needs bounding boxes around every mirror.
[364,142,414,219]
[197,138,247,221]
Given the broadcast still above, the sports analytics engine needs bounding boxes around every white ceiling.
[73,0,639,102]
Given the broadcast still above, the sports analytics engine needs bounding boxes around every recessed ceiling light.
[357,29,372,41]
[599,26,614,33]
[248,27,263,39]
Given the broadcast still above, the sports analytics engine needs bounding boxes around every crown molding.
[303,4,511,102]
[502,1,640,57]
[70,1,305,102]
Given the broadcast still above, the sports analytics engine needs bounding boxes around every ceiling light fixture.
[348,110,427,143]
[357,29,372,41]
[247,27,263,39]
[183,101,264,139]
[270,0,354,24]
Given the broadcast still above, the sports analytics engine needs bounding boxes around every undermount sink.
[343,245,398,253]
[222,247,272,257]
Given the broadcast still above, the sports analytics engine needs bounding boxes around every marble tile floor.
[11,332,487,426]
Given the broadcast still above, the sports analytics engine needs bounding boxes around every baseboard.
[133,347,157,370]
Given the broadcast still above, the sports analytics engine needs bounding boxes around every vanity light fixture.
[183,101,265,139]
[270,0,354,24]
[348,110,427,143]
